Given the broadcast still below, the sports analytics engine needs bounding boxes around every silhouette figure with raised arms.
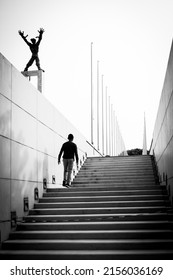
[18,28,45,72]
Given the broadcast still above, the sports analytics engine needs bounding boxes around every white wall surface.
[150,40,173,204]
[0,53,100,242]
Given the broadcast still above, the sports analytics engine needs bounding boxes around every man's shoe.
[65,184,70,188]
[38,68,45,72]
[62,180,66,186]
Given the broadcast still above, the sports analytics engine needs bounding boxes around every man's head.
[68,134,74,141]
[31,38,36,44]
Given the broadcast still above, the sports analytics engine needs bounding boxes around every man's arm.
[18,30,30,46]
[74,144,79,166]
[36,28,45,45]
[58,144,64,164]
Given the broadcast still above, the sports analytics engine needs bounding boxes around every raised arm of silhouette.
[18,28,45,72]
[36,28,44,45]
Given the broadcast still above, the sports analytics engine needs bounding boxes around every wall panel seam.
[156,133,173,164]
[0,93,87,154]
[152,89,173,151]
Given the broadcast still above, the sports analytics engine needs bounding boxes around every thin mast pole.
[109,96,111,156]
[97,60,100,150]
[102,75,104,155]
[91,42,94,145]
[142,112,147,155]
[111,104,113,156]
[105,86,108,155]
[113,110,116,156]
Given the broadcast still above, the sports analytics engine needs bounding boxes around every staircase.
[1,155,173,259]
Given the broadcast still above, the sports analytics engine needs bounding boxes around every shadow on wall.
[13,132,29,181]
[43,149,49,184]
[0,110,12,241]
[10,144,50,221]
[37,148,50,187]
[0,110,11,179]
[11,132,29,218]
[0,110,11,137]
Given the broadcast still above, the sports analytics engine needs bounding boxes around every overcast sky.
[0,0,173,151]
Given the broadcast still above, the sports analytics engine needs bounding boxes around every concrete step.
[38,195,168,203]
[75,173,155,182]
[34,200,170,209]
[0,249,173,260]
[2,239,173,251]
[44,189,167,197]
[9,229,173,240]
[76,173,155,178]
[23,212,173,223]
[87,155,152,161]
[83,157,153,166]
[83,159,153,164]
[84,157,153,164]
[83,164,154,167]
[78,170,153,176]
[30,206,172,215]
[71,180,156,189]
[73,178,156,184]
[81,166,154,171]
[16,220,172,231]
[84,157,153,163]
[1,249,173,260]
[47,185,164,192]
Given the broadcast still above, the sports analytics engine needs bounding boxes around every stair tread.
[47,187,165,192]
[31,206,171,210]
[10,229,173,233]
[45,190,165,194]
[25,213,173,222]
[34,201,170,208]
[41,195,167,199]
[1,249,173,256]
[71,184,158,188]
[4,239,173,244]
[18,220,171,225]
[36,199,169,204]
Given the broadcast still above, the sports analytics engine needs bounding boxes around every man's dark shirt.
[29,43,39,56]
[58,141,79,163]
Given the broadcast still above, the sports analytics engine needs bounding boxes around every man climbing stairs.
[0,155,173,259]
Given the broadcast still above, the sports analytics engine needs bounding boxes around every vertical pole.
[142,112,147,155]
[102,75,104,155]
[97,61,100,151]
[113,110,116,156]
[105,87,108,155]
[115,116,117,156]
[91,42,94,145]
[111,104,113,156]
[109,96,111,156]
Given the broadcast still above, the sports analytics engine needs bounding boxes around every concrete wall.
[150,40,173,204]
[0,53,100,242]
